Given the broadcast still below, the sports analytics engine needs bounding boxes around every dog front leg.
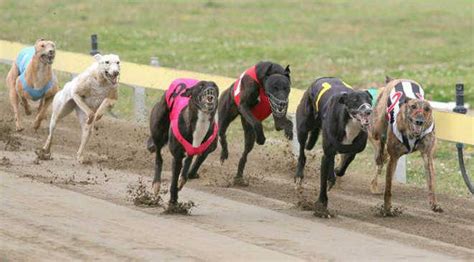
[274,115,293,140]
[234,118,256,186]
[33,95,54,130]
[370,138,385,194]
[9,80,23,132]
[178,156,193,190]
[238,105,265,145]
[72,93,94,124]
[383,154,400,215]
[314,153,335,218]
[94,98,116,122]
[169,155,184,205]
[188,139,218,179]
[421,149,443,213]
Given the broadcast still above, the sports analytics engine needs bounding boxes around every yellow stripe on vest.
[342,81,353,89]
[315,82,332,111]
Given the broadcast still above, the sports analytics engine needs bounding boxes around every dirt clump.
[0,156,11,167]
[127,177,164,207]
[0,123,22,151]
[164,201,196,215]
[373,204,404,217]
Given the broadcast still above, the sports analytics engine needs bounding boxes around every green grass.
[0,0,472,195]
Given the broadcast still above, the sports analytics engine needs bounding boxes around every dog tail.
[146,137,157,153]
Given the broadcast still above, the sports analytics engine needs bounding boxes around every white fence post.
[133,86,146,122]
[290,113,299,159]
[133,56,159,123]
[395,155,407,183]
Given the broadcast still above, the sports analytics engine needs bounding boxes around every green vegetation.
[0,0,472,195]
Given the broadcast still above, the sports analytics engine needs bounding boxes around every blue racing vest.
[16,47,54,101]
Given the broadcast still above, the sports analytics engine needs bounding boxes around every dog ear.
[35,38,45,44]
[181,88,194,97]
[93,54,102,62]
[338,93,348,104]
[284,65,291,74]
[385,76,393,84]
[365,90,373,101]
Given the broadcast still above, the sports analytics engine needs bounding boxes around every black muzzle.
[198,86,218,113]
[267,93,288,118]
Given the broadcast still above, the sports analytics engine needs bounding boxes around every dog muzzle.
[268,93,288,118]
[349,103,373,131]
[198,87,218,113]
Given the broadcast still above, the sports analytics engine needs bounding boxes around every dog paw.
[220,150,228,164]
[77,156,92,165]
[15,125,24,132]
[178,177,187,191]
[314,201,334,218]
[370,180,382,195]
[375,204,403,217]
[188,172,200,179]
[232,176,249,187]
[431,204,444,213]
[87,112,95,125]
[152,182,161,196]
[35,149,52,160]
[256,135,266,145]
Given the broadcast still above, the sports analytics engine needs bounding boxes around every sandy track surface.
[0,94,473,261]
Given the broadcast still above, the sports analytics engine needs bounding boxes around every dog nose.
[112,71,119,77]
[415,119,424,126]
[49,50,55,55]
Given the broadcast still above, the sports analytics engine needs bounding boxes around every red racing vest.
[232,65,272,121]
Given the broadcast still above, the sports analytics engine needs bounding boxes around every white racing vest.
[386,81,434,152]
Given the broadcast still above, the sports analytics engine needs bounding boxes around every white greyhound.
[39,53,120,163]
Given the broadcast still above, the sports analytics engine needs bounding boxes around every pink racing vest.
[165,78,218,156]
[232,65,272,121]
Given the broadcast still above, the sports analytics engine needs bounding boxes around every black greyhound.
[295,77,372,217]
[218,61,293,185]
[147,78,219,205]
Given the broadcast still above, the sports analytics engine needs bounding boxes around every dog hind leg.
[42,98,74,154]
[234,117,256,186]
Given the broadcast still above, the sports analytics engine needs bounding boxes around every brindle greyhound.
[295,77,373,217]
[217,61,293,185]
[147,79,219,205]
[6,39,59,131]
[369,77,442,215]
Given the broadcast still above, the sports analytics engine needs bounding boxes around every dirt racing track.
[0,94,473,261]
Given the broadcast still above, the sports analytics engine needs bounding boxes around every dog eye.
[105,61,109,64]
[41,44,45,48]
[410,104,417,109]
[424,106,430,112]
[117,61,120,65]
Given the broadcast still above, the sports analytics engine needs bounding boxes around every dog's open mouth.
[198,87,218,113]
[411,123,423,136]
[350,103,373,131]
[268,93,288,118]
[41,54,55,64]
[105,71,120,85]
